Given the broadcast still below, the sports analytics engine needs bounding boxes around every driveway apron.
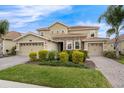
[90,56,124,88]
[0,55,28,70]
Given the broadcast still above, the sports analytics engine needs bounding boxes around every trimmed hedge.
[72,50,84,64]
[48,51,56,61]
[63,50,88,62]
[59,52,69,63]
[29,52,37,62]
[38,50,48,61]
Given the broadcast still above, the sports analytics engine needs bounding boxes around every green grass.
[118,55,124,64]
[0,64,111,88]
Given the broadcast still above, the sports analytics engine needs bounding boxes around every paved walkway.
[0,80,48,88]
[0,55,29,70]
[90,56,124,88]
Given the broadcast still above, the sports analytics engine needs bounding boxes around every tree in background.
[0,19,9,38]
[98,5,124,58]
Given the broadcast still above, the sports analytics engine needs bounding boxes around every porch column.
[84,42,88,51]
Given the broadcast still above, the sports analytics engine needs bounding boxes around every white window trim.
[74,40,81,50]
[66,41,73,50]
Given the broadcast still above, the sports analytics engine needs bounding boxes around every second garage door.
[88,43,103,56]
[19,42,44,55]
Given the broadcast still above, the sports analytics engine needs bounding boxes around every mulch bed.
[84,60,96,69]
[26,60,96,69]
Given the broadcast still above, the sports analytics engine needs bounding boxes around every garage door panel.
[19,42,44,55]
[88,43,103,56]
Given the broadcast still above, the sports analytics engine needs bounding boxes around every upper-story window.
[57,30,59,34]
[62,30,64,34]
[40,32,44,36]
[91,33,95,37]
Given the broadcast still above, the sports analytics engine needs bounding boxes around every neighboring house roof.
[14,32,56,42]
[111,34,124,42]
[37,22,99,31]
[3,31,21,40]
[83,37,109,42]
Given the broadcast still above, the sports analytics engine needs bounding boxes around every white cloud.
[76,21,110,38]
[0,5,72,29]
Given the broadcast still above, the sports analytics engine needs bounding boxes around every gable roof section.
[48,22,68,29]
[3,31,21,40]
[37,22,99,32]
[14,32,55,42]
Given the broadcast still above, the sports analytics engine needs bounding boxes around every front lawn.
[118,55,124,64]
[0,64,111,88]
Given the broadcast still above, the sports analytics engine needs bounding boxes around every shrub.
[48,51,56,60]
[38,50,48,61]
[80,50,88,62]
[10,46,16,55]
[63,50,73,61]
[29,52,37,62]
[103,51,116,58]
[59,52,69,63]
[72,51,85,64]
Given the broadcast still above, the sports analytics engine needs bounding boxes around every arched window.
[91,33,94,37]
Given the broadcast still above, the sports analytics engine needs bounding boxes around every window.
[57,30,59,34]
[68,44,72,49]
[91,33,95,37]
[66,41,73,50]
[74,40,81,49]
[29,40,32,42]
[62,30,64,34]
[40,32,44,36]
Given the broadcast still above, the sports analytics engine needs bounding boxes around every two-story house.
[14,22,111,56]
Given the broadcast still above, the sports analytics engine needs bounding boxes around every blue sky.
[0,5,118,37]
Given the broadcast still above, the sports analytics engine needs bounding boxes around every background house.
[0,31,21,55]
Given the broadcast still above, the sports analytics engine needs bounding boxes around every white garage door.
[19,42,44,55]
[88,43,103,56]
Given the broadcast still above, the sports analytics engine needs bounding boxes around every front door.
[58,42,63,51]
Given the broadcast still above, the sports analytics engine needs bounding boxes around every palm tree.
[98,5,124,58]
[0,19,9,38]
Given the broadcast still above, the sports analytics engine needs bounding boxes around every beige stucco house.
[14,22,112,56]
[0,31,21,55]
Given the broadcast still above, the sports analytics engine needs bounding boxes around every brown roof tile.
[111,34,124,42]
[37,22,99,31]
[4,31,21,40]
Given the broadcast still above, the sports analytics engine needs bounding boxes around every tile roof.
[52,34,87,38]
[37,22,99,31]
[3,31,21,40]
[83,37,109,41]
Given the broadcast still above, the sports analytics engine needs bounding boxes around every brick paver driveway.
[0,55,28,70]
[90,56,124,88]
